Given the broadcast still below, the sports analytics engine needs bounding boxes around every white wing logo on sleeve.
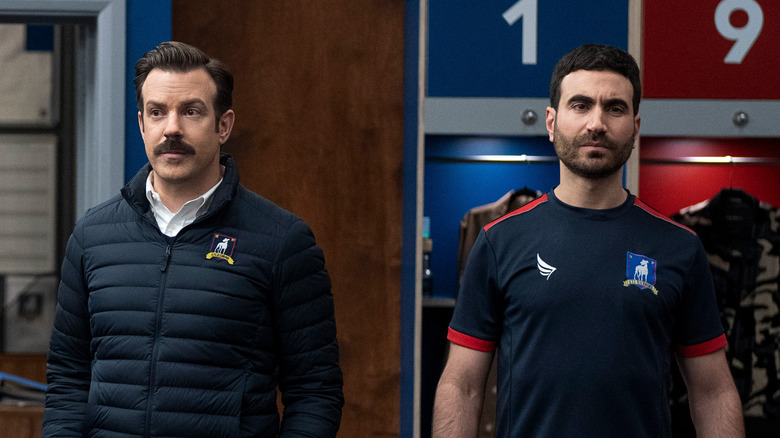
[537,253,556,280]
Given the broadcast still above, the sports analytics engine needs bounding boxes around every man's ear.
[218,109,235,145]
[633,115,641,144]
[545,107,556,143]
[138,111,145,136]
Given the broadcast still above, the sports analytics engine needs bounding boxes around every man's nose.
[164,113,183,137]
[586,108,607,134]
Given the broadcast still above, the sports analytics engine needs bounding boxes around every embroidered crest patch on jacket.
[206,233,237,265]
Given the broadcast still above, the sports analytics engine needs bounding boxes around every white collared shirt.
[145,174,223,237]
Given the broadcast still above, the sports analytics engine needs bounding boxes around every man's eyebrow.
[603,97,629,108]
[566,94,595,106]
[179,98,208,108]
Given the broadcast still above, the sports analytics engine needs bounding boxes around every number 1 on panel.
[503,0,538,65]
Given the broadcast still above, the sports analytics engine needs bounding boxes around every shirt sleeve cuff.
[447,327,497,352]
[676,333,727,358]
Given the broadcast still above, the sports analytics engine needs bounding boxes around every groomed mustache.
[154,138,195,156]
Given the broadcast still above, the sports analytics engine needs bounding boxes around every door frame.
[0,0,126,215]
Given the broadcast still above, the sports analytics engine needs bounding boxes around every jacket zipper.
[145,243,172,437]
[160,245,171,271]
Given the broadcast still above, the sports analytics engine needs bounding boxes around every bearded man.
[432,44,744,438]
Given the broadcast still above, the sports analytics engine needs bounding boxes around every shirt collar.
[145,172,223,236]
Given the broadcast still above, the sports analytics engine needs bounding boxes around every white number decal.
[715,0,763,64]
[503,0,538,65]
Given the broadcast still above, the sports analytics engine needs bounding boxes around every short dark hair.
[549,44,641,115]
[134,41,233,130]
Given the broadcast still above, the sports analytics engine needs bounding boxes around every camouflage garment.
[673,188,780,421]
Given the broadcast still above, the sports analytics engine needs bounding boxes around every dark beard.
[154,137,196,156]
[553,127,634,179]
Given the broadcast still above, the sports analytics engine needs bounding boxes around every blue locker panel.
[427,0,629,98]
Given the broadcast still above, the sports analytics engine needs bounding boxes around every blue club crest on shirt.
[623,251,659,295]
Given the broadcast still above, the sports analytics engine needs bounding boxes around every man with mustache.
[432,44,744,437]
[43,41,343,437]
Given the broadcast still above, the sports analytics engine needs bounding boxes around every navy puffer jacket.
[44,155,343,437]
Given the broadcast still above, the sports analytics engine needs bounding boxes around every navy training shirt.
[449,190,726,437]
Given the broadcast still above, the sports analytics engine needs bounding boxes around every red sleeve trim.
[676,334,727,358]
[633,197,697,235]
[447,327,497,352]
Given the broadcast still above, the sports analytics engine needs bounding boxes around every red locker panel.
[639,138,780,217]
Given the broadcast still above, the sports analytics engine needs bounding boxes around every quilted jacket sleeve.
[42,227,93,437]
[274,219,344,437]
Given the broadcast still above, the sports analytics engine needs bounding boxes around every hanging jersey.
[449,190,725,438]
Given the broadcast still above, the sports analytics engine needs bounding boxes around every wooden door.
[172,2,406,436]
